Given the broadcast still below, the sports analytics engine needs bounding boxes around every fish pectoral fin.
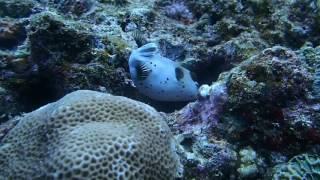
[135,60,152,81]
[175,67,185,81]
[137,43,158,58]
[132,31,147,48]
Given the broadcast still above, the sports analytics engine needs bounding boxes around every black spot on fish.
[191,71,197,81]
[136,61,151,81]
[166,77,169,81]
[175,67,184,81]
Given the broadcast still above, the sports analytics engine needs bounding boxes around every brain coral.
[0,90,181,179]
[272,154,320,180]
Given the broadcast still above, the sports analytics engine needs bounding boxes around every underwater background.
[0,0,320,179]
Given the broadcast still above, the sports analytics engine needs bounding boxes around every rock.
[9,57,30,73]
[227,46,312,111]
[0,19,27,50]
[0,0,39,18]
[237,147,265,178]
[0,86,19,122]
[28,12,95,66]
[174,82,228,135]
[219,46,315,152]
[52,0,95,16]
[176,134,237,179]
[298,44,320,100]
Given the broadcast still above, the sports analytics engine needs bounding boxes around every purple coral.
[164,1,194,22]
[175,82,228,134]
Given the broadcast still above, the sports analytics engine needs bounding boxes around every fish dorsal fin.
[135,60,152,81]
[175,67,184,81]
[137,43,158,58]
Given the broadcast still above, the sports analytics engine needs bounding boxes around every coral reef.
[164,1,194,23]
[175,134,237,179]
[272,153,320,179]
[0,10,134,112]
[0,0,39,18]
[298,44,320,100]
[0,86,19,122]
[0,90,182,179]
[0,115,19,140]
[28,12,95,65]
[53,0,95,16]
[175,82,227,134]
[227,46,311,111]
[237,147,266,178]
[164,82,235,179]
[167,45,319,179]
[0,0,320,179]
[219,46,315,152]
[0,0,319,111]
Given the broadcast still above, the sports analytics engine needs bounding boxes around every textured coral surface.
[0,90,180,179]
[272,154,320,180]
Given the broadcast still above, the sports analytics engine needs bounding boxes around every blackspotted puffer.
[129,43,199,101]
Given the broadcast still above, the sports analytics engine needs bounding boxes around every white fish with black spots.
[129,43,199,101]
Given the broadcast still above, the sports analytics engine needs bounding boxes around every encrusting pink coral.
[175,82,228,134]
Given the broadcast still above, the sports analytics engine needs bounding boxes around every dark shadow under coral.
[15,75,62,112]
